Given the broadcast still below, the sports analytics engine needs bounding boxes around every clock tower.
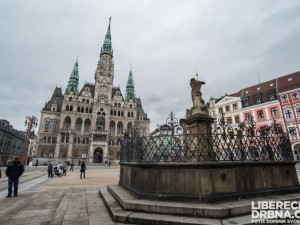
[94,17,114,104]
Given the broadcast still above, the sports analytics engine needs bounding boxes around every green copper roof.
[126,68,135,101]
[66,57,79,94]
[102,17,112,53]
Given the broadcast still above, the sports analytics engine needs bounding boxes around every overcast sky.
[1,0,300,133]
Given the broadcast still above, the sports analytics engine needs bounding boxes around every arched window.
[110,121,116,134]
[86,99,90,104]
[82,99,86,103]
[85,107,89,113]
[127,122,133,133]
[110,110,113,115]
[81,107,84,113]
[76,118,83,132]
[128,112,130,117]
[117,139,122,146]
[114,110,116,116]
[52,137,56,143]
[96,117,105,131]
[84,119,91,133]
[77,107,80,112]
[129,104,132,108]
[117,122,123,134]
[49,149,54,158]
[118,111,120,116]
[70,105,73,111]
[47,137,51,143]
[89,108,92,113]
[114,102,117,107]
[131,112,134,117]
[64,117,71,129]
[118,103,121,108]
[43,136,47,143]
[52,121,58,132]
[121,111,124,117]
[66,105,70,111]
[69,97,72,102]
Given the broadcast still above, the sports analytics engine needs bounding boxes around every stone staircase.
[100,184,300,225]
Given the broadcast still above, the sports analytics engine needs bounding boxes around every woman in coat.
[80,161,86,179]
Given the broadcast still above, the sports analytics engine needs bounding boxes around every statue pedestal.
[185,113,215,161]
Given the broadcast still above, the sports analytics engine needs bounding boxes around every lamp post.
[21,116,38,167]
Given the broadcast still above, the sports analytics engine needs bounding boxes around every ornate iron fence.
[120,113,294,162]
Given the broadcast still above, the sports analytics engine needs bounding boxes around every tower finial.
[109,16,112,28]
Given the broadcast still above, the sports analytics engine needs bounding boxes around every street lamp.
[21,116,38,167]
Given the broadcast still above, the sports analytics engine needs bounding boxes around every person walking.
[5,157,24,197]
[70,162,74,172]
[80,161,86,179]
[47,161,53,178]
[78,160,81,166]
[62,161,67,176]
[35,159,38,167]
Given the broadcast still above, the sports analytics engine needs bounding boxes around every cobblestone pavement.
[0,165,131,225]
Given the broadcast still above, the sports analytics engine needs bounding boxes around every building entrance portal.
[93,148,103,163]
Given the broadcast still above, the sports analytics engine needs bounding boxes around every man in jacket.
[5,157,24,197]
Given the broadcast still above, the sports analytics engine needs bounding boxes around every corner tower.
[66,58,79,94]
[126,68,135,102]
[94,17,114,104]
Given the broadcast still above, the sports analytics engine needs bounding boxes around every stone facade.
[36,19,150,165]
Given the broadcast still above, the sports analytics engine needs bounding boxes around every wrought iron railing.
[120,112,294,162]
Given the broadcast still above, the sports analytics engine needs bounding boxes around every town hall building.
[35,19,150,165]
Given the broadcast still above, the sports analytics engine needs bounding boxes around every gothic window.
[285,110,293,119]
[77,107,80,112]
[64,117,71,129]
[86,99,90,104]
[117,139,122,146]
[117,122,123,134]
[114,102,117,107]
[69,97,72,102]
[118,111,120,116]
[129,104,132,108]
[114,110,116,116]
[270,107,278,117]
[52,137,56,143]
[45,120,50,131]
[121,111,124,117]
[70,105,73,111]
[118,103,121,108]
[257,110,264,119]
[292,92,299,100]
[43,136,47,143]
[84,119,91,133]
[110,121,116,134]
[89,108,92,113]
[110,110,113,115]
[81,107,84,113]
[131,112,134,117]
[76,118,83,132]
[96,117,105,131]
[281,95,288,102]
[47,137,51,143]
[61,134,65,143]
[66,105,69,111]
[82,99,86,103]
[85,107,88,113]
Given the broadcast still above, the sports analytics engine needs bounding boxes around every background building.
[208,71,300,160]
[36,19,150,165]
[0,119,25,166]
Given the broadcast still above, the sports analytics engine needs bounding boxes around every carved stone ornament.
[188,78,209,117]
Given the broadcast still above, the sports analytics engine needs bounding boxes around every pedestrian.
[70,162,74,172]
[62,161,67,176]
[35,159,38,167]
[47,161,53,178]
[5,157,24,197]
[80,161,86,179]
[78,160,81,166]
[108,160,111,168]
[57,162,63,176]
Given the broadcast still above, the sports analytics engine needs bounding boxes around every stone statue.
[188,78,208,117]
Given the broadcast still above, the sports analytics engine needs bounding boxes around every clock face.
[99,86,108,95]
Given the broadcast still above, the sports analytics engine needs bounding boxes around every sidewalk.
[0,166,127,225]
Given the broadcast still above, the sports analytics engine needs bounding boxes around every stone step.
[99,187,223,225]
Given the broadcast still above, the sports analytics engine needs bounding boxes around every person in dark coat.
[80,161,86,179]
[70,162,74,172]
[47,161,53,178]
[5,157,24,197]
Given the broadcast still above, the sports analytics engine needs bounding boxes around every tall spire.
[102,17,112,53]
[66,57,79,94]
[126,67,135,101]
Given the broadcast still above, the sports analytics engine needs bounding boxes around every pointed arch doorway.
[93,148,103,163]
